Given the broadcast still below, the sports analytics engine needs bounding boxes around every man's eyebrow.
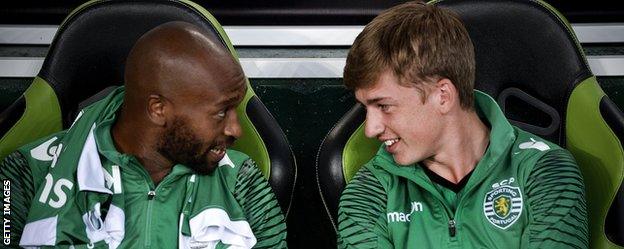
[217,93,244,106]
[365,97,389,105]
[217,96,237,106]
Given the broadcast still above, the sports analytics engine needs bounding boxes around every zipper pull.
[448,219,456,237]
[147,190,156,200]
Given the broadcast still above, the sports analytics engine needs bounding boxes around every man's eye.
[217,110,226,118]
[378,104,390,112]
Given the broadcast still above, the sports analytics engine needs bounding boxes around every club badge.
[483,178,523,229]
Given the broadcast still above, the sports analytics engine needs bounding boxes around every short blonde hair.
[343,1,475,109]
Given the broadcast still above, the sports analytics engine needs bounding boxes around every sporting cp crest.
[483,184,523,229]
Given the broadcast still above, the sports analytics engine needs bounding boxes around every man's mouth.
[209,145,227,159]
[384,138,400,147]
[382,137,401,153]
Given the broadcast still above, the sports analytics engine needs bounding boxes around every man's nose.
[225,110,243,139]
[364,110,384,138]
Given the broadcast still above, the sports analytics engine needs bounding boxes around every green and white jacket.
[0,87,287,248]
[338,91,588,248]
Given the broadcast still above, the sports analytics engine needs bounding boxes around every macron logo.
[387,201,424,222]
[518,138,550,151]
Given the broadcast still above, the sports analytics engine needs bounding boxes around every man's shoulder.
[511,127,567,158]
[509,127,577,176]
[213,149,253,176]
[14,131,68,164]
[195,149,255,188]
[340,163,387,210]
[344,145,399,193]
[223,149,252,167]
[344,159,389,198]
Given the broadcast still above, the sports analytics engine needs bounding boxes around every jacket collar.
[374,90,517,193]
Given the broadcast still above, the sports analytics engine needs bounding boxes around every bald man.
[0,22,287,248]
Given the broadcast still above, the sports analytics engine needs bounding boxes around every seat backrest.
[0,0,296,217]
[317,0,624,247]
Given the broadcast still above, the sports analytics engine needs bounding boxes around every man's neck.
[422,110,490,184]
[111,111,173,185]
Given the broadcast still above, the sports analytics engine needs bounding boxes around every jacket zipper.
[129,158,188,248]
[448,219,456,237]
[412,182,460,240]
[435,198,458,239]
[411,177,461,240]
[145,189,156,247]
[143,174,179,247]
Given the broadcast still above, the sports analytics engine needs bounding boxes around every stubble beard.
[156,116,217,175]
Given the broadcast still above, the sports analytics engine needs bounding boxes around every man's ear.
[147,94,167,126]
[436,78,457,114]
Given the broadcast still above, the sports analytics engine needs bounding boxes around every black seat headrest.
[437,0,592,145]
[40,0,225,127]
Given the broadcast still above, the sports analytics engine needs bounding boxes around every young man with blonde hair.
[338,2,588,248]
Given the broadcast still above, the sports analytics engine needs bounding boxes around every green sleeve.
[0,152,34,248]
[338,166,392,249]
[523,149,589,249]
[234,159,287,249]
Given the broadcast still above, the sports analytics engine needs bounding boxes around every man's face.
[156,59,247,174]
[355,71,444,165]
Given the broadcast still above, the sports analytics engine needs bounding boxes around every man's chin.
[392,154,418,166]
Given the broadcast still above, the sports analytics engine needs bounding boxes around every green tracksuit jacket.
[0,88,286,248]
[338,91,588,248]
